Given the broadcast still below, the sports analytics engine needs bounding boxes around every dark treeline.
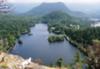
[48,23,100,69]
[41,11,91,28]
[64,27,100,69]
[64,27,100,45]
[0,10,99,68]
[41,11,100,69]
[0,14,39,51]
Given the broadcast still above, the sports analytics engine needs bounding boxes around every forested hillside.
[41,11,90,29]
[0,14,39,51]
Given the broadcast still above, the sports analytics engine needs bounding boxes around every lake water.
[10,23,84,65]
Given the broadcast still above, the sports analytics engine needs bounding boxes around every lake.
[10,23,84,65]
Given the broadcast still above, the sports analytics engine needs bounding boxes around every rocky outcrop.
[0,52,67,69]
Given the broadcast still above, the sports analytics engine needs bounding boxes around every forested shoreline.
[0,0,100,69]
[0,11,100,69]
[0,14,39,52]
[48,23,100,69]
[40,11,100,69]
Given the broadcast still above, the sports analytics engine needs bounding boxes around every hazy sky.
[8,0,100,4]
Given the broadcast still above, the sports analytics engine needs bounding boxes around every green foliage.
[56,58,64,68]
[65,27,100,45]
[42,11,71,23]
[74,52,82,63]
[7,34,16,46]
[0,14,39,51]
[48,35,64,43]
[73,52,83,69]
[41,11,90,28]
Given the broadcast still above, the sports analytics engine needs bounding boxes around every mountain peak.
[41,2,65,5]
[26,2,70,16]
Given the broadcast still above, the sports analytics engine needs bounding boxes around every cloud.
[67,0,100,4]
[8,0,100,4]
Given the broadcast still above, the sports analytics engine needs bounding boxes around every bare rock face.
[0,52,67,69]
[0,52,5,62]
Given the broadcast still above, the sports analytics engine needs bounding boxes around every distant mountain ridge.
[26,2,87,18]
[7,2,100,18]
[26,2,70,16]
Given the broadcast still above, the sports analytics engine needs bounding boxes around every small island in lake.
[48,35,64,43]
[18,40,23,44]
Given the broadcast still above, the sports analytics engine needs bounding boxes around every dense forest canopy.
[0,14,39,51]
[41,11,91,28]
[0,1,100,68]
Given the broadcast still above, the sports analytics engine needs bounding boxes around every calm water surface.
[11,23,84,64]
